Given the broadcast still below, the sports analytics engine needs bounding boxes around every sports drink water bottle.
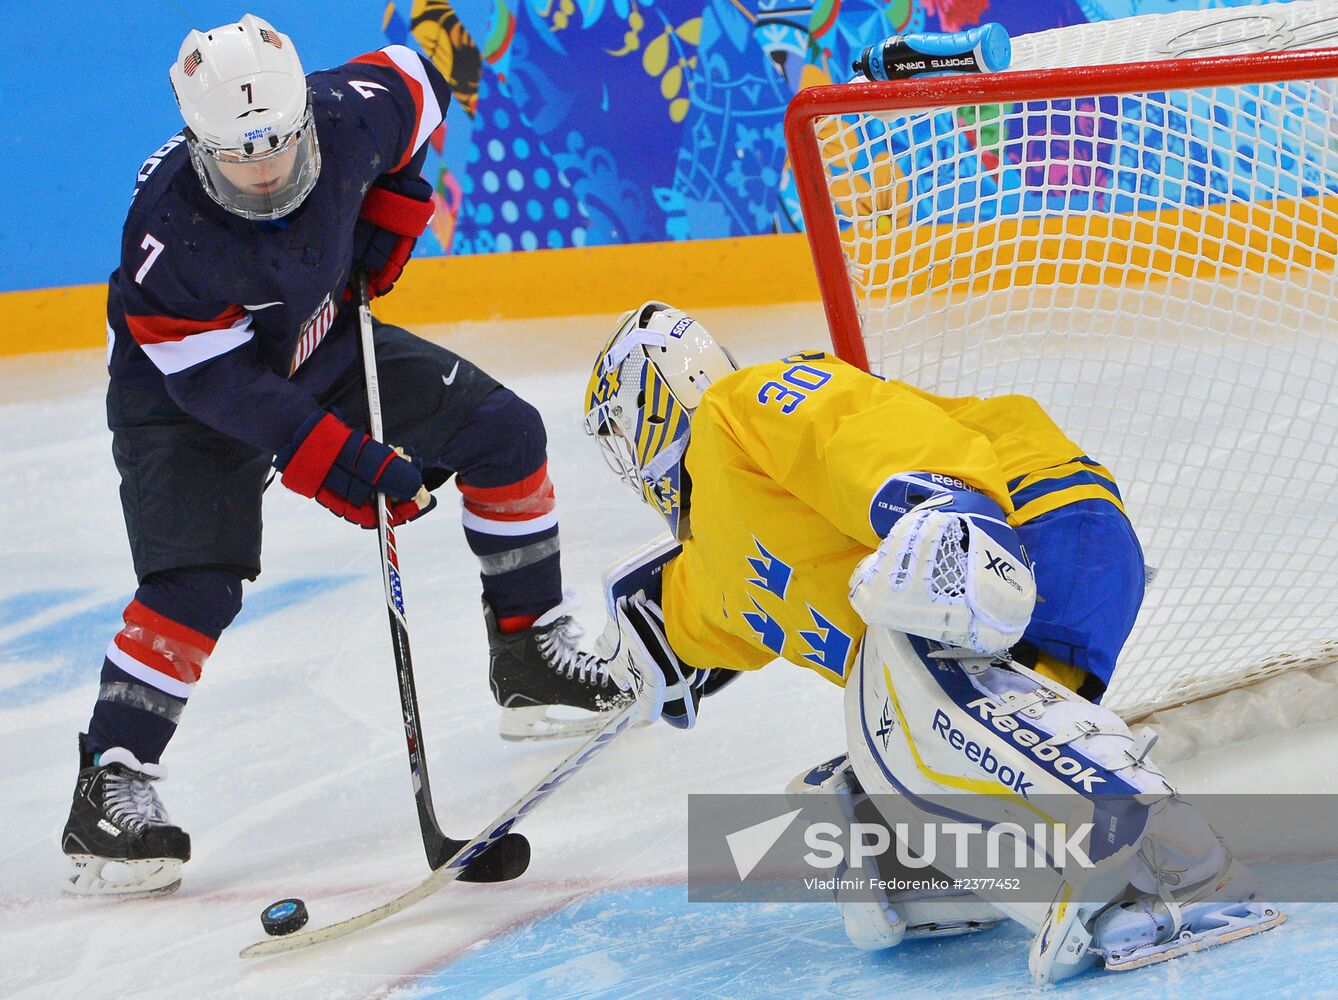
[853,23,1011,81]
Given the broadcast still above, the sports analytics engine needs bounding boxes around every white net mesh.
[802,1,1338,718]
[930,519,968,601]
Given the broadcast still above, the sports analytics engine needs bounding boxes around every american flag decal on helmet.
[259,28,283,49]
[183,49,203,76]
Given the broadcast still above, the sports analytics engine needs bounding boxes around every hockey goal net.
[784,2,1338,755]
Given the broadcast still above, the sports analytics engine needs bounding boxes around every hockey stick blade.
[239,702,638,958]
[433,831,530,882]
[434,830,530,880]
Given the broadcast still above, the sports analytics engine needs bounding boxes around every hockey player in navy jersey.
[61,14,625,898]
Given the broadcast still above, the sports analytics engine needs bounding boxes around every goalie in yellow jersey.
[582,302,1283,985]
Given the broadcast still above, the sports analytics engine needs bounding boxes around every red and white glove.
[352,172,434,299]
[275,411,435,528]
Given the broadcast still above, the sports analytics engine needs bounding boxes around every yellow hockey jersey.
[661,351,1124,686]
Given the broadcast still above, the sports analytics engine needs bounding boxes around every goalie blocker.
[596,534,739,729]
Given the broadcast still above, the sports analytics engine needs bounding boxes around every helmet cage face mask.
[585,348,694,538]
[583,303,736,540]
[171,15,317,221]
[185,93,320,220]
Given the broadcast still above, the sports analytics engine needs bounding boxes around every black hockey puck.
[260,897,309,937]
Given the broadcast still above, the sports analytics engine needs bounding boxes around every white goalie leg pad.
[786,755,906,951]
[849,500,1035,655]
[786,754,1005,952]
[843,626,1281,984]
[600,533,682,619]
[844,628,1176,931]
[604,593,705,729]
[596,534,716,729]
[844,636,1057,937]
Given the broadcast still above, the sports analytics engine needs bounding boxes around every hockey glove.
[352,172,434,299]
[850,488,1035,655]
[608,593,705,729]
[276,411,436,528]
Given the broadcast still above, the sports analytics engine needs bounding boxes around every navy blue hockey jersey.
[107,45,452,455]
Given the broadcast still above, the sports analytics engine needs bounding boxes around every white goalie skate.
[1030,837,1285,983]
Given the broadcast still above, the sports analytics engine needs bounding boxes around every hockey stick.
[239,699,640,957]
[355,272,528,880]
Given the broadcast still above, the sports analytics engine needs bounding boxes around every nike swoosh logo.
[442,361,460,386]
[243,301,285,310]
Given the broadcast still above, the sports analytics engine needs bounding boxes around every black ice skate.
[61,734,190,897]
[487,598,632,741]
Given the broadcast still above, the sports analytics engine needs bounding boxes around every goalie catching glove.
[850,476,1035,654]
[276,410,435,528]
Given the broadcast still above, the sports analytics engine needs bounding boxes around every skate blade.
[1104,907,1285,973]
[904,917,1007,940]
[499,704,637,742]
[63,855,184,898]
[898,895,1006,935]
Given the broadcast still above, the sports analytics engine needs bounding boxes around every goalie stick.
[355,273,527,880]
[240,700,640,957]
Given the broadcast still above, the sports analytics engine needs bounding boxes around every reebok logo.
[624,656,644,692]
[726,809,802,880]
[932,709,1034,797]
[963,698,1107,794]
[927,473,975,492]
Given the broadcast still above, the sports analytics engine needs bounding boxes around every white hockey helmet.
[583,302,738,540]
[169,14,320,220]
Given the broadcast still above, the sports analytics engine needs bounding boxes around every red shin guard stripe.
[123,600,218,654]
[460,464,556,522]
[458,462,550,504]
[114,599,216,685]
[114,630,206,685]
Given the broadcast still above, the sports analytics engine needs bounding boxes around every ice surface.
[1,304,1334,999]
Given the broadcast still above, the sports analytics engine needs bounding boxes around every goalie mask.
[170,15,320,221]
[583,302,738,540]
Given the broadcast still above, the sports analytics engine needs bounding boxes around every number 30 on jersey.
[757,353,832,414]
